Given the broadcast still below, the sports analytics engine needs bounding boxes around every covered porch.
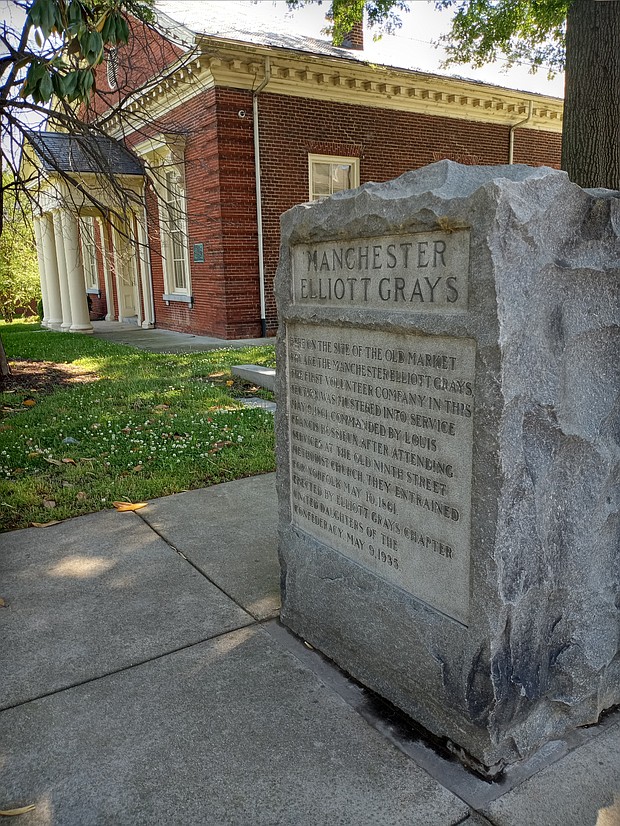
[26,131,153,334]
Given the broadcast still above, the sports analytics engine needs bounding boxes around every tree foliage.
[8,0,153,106]
[287,0,410,45]
[436,0,569,76]
[0,175,40,323]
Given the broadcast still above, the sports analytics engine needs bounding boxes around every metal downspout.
[509,100,534,164]
[253,57,271,337]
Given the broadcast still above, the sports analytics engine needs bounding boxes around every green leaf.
[38,69,53,102]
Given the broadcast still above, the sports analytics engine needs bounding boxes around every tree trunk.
[562,0,620,190]
[0,335,10,379]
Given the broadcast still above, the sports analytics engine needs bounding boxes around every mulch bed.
[0,360,100,395]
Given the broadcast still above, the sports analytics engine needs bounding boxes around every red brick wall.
[125,87,260,338]
[90,15,182,120]
[257,93,563,333]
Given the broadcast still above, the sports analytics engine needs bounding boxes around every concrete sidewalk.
[1,473,619,825]
[90,320,274,353]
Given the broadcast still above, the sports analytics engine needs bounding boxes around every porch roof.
[25,131,144,177]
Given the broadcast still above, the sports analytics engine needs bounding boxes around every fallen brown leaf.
[43,499,56,509]
[0,597,6,608]
[154,404,169,411]
[43,457,63,467]
[208,440,233,454]
[76,491,87,501]
[0,805,37,816]
[112,501,148,512]
[132,465,143,473]
[27,451,42,459]
[61,458,77,465]
[31,521,61,528]
[22,398,37,408]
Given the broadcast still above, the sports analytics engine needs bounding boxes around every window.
[80,217,99,291]
[309,154,360,201]
[133,134,191,302]
[164,170,189,292]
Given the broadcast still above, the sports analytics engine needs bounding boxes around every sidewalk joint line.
[0,622,254,714]
[134,511,264,621]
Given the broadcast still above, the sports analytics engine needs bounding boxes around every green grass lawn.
[0,322,276,532]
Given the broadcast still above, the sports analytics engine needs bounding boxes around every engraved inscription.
[292,230,470,312]
[287,324,475,625]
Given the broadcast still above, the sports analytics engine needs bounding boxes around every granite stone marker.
[275,161,620,774]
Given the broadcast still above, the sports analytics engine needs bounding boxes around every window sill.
[86,288,101,297]
[162,293,193,306]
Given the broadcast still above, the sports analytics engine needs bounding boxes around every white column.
[40,212,63,329]
[33,215,50,327]
[136,211,154,328]
[96,218,115,321]
[61,211,93,333]
[52,210,73,331]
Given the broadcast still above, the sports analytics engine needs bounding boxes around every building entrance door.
[114,224,139,323]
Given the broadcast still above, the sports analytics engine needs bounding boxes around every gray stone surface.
[481,721,620,826]
[232,363,276,390]
[275,161,620,773]
[0,510,252,708]
[139,474,280,620]
[0,625,469,826]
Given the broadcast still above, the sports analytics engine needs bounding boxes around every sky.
[264,0,565,98]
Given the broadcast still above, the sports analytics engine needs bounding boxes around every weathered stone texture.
[275,161,620,773]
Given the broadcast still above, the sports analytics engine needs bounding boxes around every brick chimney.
[340,19,364,50]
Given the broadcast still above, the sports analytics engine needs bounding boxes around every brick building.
[29,1,563,339]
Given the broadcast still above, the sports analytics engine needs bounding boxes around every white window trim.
[134,136,191,301]
[308,153,360,202]
[80,216,100,293]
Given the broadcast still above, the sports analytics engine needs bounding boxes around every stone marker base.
[275,162,620,775]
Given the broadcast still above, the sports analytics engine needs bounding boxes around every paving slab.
[479,720,620,826]
[0,510,252,709]
[139,474,280,620]
[0,625,470,826]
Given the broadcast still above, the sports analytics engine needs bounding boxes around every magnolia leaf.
[62,458,77,465]
[132,465,143,473]
[43,457,63,466]
[31,521,61,528]
[112,501,148,512]
[0,805,37,816]
[22,398,36,407]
